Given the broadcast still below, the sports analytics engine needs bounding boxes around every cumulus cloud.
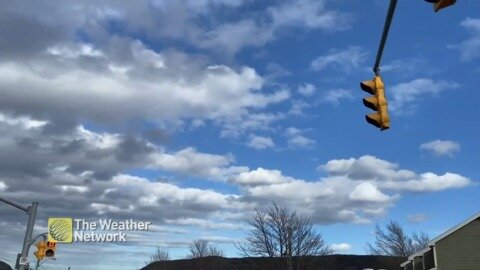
[4,114,469,229]
[380,58,432,77]
[310,46,367,72]
[298,83,316,96]
[0,181,7,191]
[247,135,275,150]
[407,213,428,223]
[268,0,352,30]
[0,1,300,142]
[348,182,391,203]
[0,48,287,125]
[323,89,354,105]
[388,78,460,115]
[331,243,352,253]
[448,18,480,61]
[285,127,316,149]
[319,155,472,192]
[230,168,293,187]
[420,140,461,157]
[0,116,474,269]
[220,112,286,138]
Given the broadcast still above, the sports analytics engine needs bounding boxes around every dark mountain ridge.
[142,254,404,270]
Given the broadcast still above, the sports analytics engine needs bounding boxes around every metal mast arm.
[0,197,29,212]
[373,0,398,75]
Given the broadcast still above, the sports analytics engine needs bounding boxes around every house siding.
[435,218,480,270]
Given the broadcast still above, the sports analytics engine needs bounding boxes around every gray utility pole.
[0,197,39,270]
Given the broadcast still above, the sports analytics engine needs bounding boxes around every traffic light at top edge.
[45,241,56,258]
[34,241,47,260]
[424,0,456,12]
[360,75,390,131]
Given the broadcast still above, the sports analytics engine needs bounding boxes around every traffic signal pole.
[373,0,398,76]
[360,0,397,130]
[0,197,39,270]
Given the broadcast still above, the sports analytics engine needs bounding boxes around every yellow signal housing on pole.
[45,241,56,258]
[360,75,390,131]
[34,241,47,260]
[426,0,456,12]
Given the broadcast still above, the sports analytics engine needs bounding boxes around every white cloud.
[247,135,275,150]
[381,172,471,192]
[288,100,310,116]
[320,155,416,181]
[285,127,316,149]
[331,243,352,253]
[380,58,430,76]
[319,155,472,192]
[288,135,316,148]
[165,218,244,230]
[449,18,480,61]
[298,83,316,96]
[268,0,351,30]
[420,140,461,157]
[0,181,7,191]
[310,46,367,72]
[220,112,286,138]
[323,89,353,105]
[199,19,274,55]
[0,113,47,129]
[231,168,292,187]
[407,213,428,223]
[349,182,391,203]
[389,78,460,114]
[156,0,351,54]
[0,116,473,239]
[0,51,285,120]
[59,185,89,193]
[0,41,294,143]
[150,147,245,179]
[110,174,246,211]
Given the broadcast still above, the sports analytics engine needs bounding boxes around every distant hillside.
[141,255,405,270]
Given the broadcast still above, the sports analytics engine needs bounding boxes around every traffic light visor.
[434,0,456,11]
[363,96,379,111]
[360,80,376,95]
[366,113,390,130]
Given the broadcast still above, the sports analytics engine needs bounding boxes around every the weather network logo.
[48,218,73,243]
[47,217,151,243]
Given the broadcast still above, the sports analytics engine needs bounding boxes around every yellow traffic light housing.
[425,0,456,12]
[45,241,56,258]
[360,75,390,130]
[34,241,47,260]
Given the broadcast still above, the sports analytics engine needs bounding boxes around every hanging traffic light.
[34,241,47,260]
[360,75,390,130]
[424,0,456,12]
[45,241,56,258]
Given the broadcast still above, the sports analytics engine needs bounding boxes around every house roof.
[427,211,480,246]
[403,211,480,263]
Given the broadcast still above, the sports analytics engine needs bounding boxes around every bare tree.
[367,220,430,257]
[145,247,170,264]
[236,202,332,270]
[188,239,225,258]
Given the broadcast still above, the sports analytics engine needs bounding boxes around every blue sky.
[0,1,479,269]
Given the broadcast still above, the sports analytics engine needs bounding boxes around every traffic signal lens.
[45,249,54,257]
